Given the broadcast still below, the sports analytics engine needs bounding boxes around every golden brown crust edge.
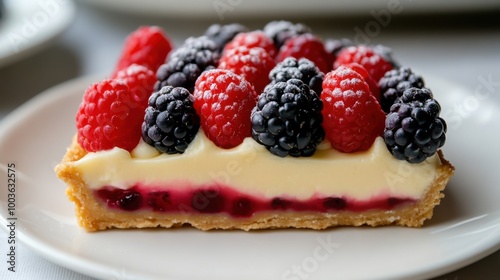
[55,137,455,232]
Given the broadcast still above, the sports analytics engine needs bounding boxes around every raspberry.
[321,66,385,153]
[251,79,324,157]
[263,20,311,49]
[204,23,248,53]
[223,31,277,58]
[114,64,156,112]
[193,69,257,148]
[218,46,276,95]
[268,57,324,95]
[343,63,380,101]
[378,67,425,113]
[113,26,172,76]
[155,36,219,93]
[384,88,446,163]
[142,86,200,154]
[334,45,393,82]
[276,34,331,74]
[76,80,144,152]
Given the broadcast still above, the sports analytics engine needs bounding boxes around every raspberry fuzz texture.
[276,33,332,74]
[113,26,172,76]
[193,69,257,148]
[114,64,156,113]
[223,30,278,58]
[334,45,393,82]
[76,80,144,152]
[218,46,276,95]
[321,66,385,153]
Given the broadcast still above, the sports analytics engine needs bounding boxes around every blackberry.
[251,79,324,157]
[263,20,311,49]
[379,67,425,113]
[325,38,354,57]
[384,88,446,163]
[268,57,324,95]
[155,36,219,93]
[204,23,248,53]
[142,86,200,154]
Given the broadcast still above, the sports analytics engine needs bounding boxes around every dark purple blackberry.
[379,67,425,113]
[263,20,311,49]
[251,79,324,157]
[204,23,248,53]
[268,57,324,95]
[371,44,400,68]
[384,87,446,163]
[325,38,354,57]
[155,36,219,93]
[142,86,200,154]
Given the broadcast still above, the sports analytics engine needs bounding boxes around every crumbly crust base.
[55,137,455,232]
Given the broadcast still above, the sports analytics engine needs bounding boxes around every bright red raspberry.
[321,66,385,153]
[76,80,144,152]
[343,62,381,101]
[113,26,173,76]
[218,46,276,95]
[223,31,277,58]
[114,64,156,112]
[334,45,393,82]
[193,69,257,148]
[276,33,331,74]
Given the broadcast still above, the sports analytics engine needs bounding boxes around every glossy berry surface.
[223,30,277,58]
[155,36,219,93]
[76,80,144,152]
[276,33,331,74]
[218,46,276,95]
[142,86,200,154]
[321,66,385,153]
[193,69,257,148]
[113,26,172,76]
[334,45,393,82]
[251,79,324,157]
[384,87,446,163]
[379,67,425,113]
[268,57,324,96]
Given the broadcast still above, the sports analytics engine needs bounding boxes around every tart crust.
[55,137,455,232]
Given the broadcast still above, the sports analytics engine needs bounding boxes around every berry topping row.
[75,21,447,164]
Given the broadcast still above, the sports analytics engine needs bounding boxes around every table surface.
[1,1,499,279]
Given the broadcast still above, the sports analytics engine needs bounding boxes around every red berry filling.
[94,184,416,216]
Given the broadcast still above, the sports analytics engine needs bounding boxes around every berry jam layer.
[72,133,442,201]
[95,185,416,217]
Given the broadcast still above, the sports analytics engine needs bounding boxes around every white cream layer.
[71,133,441,200]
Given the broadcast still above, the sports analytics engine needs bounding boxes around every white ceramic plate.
[0,76,499,280]
[79,0,500,18]
[0,0,75,67]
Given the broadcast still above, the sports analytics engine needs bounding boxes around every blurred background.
[0,0,499,279]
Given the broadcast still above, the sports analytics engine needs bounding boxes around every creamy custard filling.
[71,133,441,200]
